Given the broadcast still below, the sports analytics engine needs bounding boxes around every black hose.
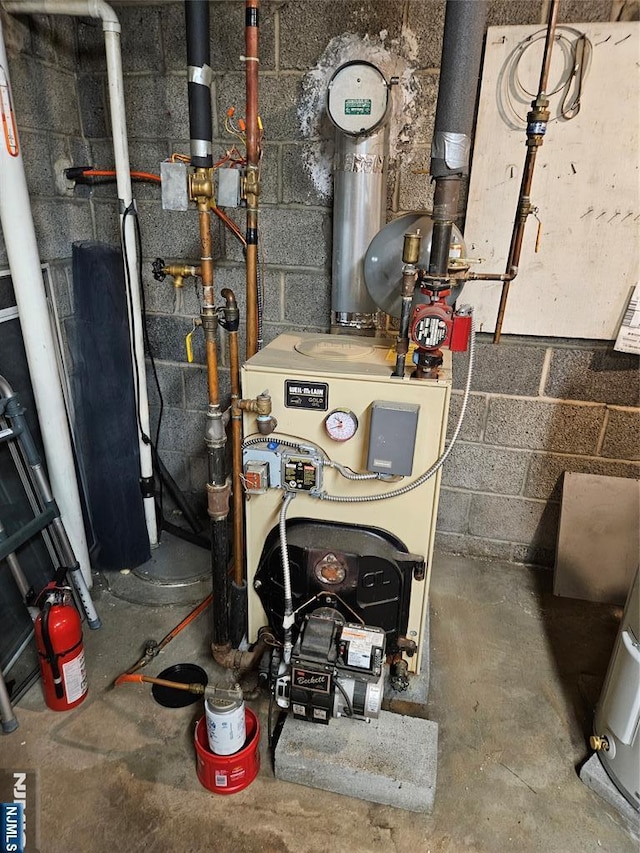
[185,0,213,169]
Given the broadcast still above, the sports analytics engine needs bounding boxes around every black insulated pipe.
[429,0,487,281]
[431,0,488,181]
[185,0,213,169]
[211,518,230,646]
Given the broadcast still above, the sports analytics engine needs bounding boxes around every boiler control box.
[366,401,419,476]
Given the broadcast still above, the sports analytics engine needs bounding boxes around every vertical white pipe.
[3,0,158,547]
[0,15,92,585]
[103,23,158,545]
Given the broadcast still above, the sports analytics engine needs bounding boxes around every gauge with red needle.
[324,409,359,441]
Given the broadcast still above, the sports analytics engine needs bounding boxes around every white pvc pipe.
[3,0,158,546]
[0,14,92,585]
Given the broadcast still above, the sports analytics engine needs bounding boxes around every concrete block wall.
[439,337,639,566]
[3,0,638,566]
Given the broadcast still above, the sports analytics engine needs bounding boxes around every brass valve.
[152,258,200,289]
[185,317,203,363]
[589,734,609,752]
[189,167,214,202]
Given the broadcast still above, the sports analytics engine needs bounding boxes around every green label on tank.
[344,98,372,116]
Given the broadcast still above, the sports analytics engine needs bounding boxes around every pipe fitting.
[200,308,219,335]
[220,288,240,332]
[211,638,266,675]
[189,168,214,202]
[206,479,231,520]
[205,404,226,447]
[256,414,277,435]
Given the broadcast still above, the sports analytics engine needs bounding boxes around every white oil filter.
[205,697,246,756]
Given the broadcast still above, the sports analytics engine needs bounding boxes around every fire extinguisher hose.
[41,603,64,699]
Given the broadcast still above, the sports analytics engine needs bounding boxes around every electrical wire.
[334,678,354,718]
[81,168,161,183]
[279,491,297,664]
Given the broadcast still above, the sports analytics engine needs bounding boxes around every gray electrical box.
[366,401,419,476]
[217,167,242,208]
[160,161,189,211]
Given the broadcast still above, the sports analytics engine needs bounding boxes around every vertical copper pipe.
[245,0,260,359]
[493,0,559,343]
[198,202,220,405]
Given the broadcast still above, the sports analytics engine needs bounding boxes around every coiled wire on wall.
[317,314,476,503]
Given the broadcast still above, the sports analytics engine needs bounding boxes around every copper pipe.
[244,0,260,358]
[493,0,559,343]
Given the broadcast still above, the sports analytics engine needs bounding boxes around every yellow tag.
[385,342,418,364]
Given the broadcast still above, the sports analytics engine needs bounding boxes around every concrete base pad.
[274,710,438,813]
[579,754,640,839]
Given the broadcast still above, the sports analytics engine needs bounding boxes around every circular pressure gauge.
[324,409,359,442]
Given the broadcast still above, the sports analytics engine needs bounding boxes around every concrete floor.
[2,552,637,853]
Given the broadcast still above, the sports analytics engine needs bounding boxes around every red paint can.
[194,707,260,794]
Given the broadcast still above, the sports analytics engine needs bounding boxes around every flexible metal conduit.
[3,0,159,549]
[318,314,476,503]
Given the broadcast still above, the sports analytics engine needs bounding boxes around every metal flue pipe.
[184,0,231,650]
[244,0,260,358]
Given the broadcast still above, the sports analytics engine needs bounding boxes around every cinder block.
[275,710,438,813]
[406,1,445,68]
[145,314,206,365]
[469,494,560,550]
[91,200,121,246]
[155,448,190,492]
[19,130,56,197]
[30,14,77,70]
[161,1,275,72]
[484,398,606,454]
[145,361,184,409]
[436,488,471,534]
[118,5,163,74]
[435,531,514,562]
[453,335,547,395]
[264,209,331,267]
[279,1,404,70]
[180,263,281,323]
[77,74,108,138]
[217,73,302,141]
[31,200,93,260]
[9,56,80,135]
[486,1,544,27]
[155,405,207,457]
[136,202,220,262]
[442,441,529,494]
[284,271,331,327]
[545,347,640,408]
[77,18,106,74]
[524,453,640,501]
[282,143,331,207]
[601,409,640,460]
[183,365,231,412]
[446,392,487,441]
[398,142,436,213]
[123,75,189,141]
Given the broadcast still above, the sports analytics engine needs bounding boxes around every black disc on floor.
[151,663,208,708]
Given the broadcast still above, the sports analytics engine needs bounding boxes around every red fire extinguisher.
[34,583,88,712]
